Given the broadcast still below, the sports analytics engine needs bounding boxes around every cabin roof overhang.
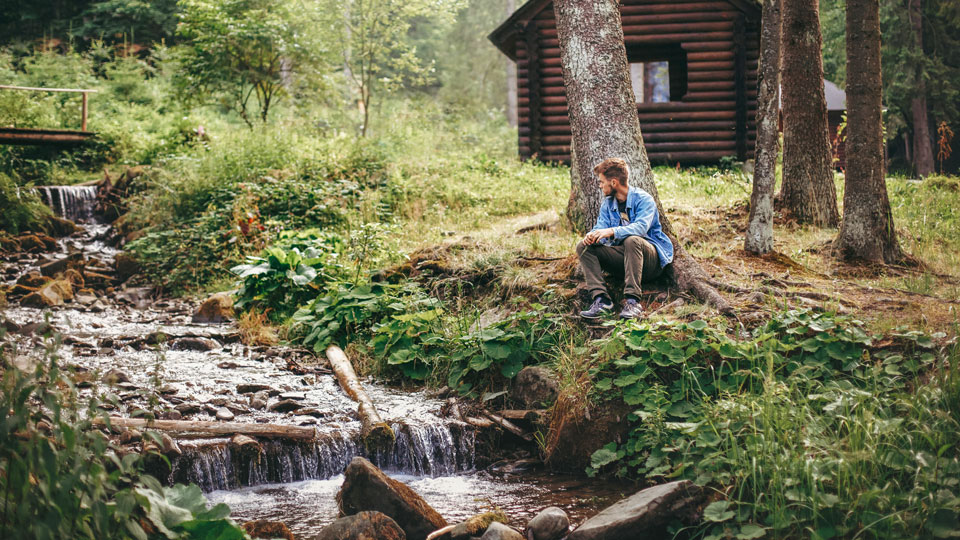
[488,0,762,61]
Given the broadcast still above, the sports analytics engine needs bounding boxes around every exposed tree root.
[516,220,559,234]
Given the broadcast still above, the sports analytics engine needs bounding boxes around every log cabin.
[489,0,763,165]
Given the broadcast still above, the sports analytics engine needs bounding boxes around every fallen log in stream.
[326,345,396,452]
[96,417,317,441]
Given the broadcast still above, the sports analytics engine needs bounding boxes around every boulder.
[0,236,20,252]
[114,252,140,281]
[268,399,303,413]
[566,481,704,540]
[21,279,73,307]
[17,272,51,288]
[526,507,569,540]
[170,337,219,351]
[46,215,79,237]
[193,292,235,323]
[103,368,130,385]
[63,268,85,288]
[481,522,524,540]
[511,366,559,408]
[543,395,633,472]
[317,511,406,540]
[242,520,295,540]
[336,457,447,540]
[39,254,81,277]
[444,511,508,539]
[16,234,50,252]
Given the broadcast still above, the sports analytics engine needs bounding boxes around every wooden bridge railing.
[0,84,98,131]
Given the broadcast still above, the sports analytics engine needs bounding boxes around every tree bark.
[835,0,903,263]
[555,0,731,313]
[506,0,518,127]
[326,345,396,451]
[97,417,317,441]
[745,0,781,254]
[778,0,839,227]
[909,0,934,177]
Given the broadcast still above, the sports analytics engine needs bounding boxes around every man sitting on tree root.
[576,158,674,319]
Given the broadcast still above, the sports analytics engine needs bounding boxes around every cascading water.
[36,185,100,222]
[170,423,475,493]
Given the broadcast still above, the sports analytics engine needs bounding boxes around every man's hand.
[583,228,615,245]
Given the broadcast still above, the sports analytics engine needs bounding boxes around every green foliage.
[78,0,180,45]
[232,230,346,321]
[176,0,328,126]
[0,328,244,540]
[587,310,959,539]
[0,173,52,234]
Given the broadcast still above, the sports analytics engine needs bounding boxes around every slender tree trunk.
[506,0,518,127]
[836,0,902,263]
[909,0,935,177]
[555,0,731,312]
[778,0,839,227]
[745,0,781,254]
[644,63,657,103]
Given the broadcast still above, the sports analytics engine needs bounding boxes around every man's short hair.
[593,158,629,185]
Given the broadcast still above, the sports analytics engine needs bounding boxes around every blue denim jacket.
[591,187,674,268]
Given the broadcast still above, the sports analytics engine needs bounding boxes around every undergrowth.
[586,310,959,539]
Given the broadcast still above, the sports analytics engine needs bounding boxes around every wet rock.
[208,397,230,406]
[3,318,21,333]
[230,434,262,454]
[117,382,138,391]
[337,456,447,540]
[217,361,239,369]
[566,480,704,540]
[171,337,219,351]
[203,404,218,415]
[317,511,405,540]
[88,300,107,312]
[481,522,523,540]
[114,252,140,281]
[175,403,202,416]
[103,369,130,385]
[215,407,235,421]
[225,404,247,416]
[118,287,153,308]
[83,270,115,288]
[63,268,85,288]
[238,383,274,394]
[119,429,142,444]
[21,279,73,307]
[161,410,182,421]
[143,433,181,457]
[250,391,269,410]
[511,366,559,408]
[444,511,508,539]
[489,458,541,475]
[526,507,569,540]
[17,272,50,288]
[46,215,79,237]
[268,399,303,413]
[279,391,306,400]
[158,384,178,395]
[192,291,235,323]
[144,331,169,345]
[17,234,54,253]
[296,408,327,418]
[0,236,20,252]
[243,520,295,540]
[38,253,81,277]
[10,284,38,297]
[75,291,97,305]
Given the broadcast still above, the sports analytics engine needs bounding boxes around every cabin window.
[625,44,688,102]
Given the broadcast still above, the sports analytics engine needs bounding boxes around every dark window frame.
[625,44,688,102]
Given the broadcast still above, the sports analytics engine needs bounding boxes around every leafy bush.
[0,172,52,234]
[232,231,346,321]
[586,310,958,539]
[0,328,245,540]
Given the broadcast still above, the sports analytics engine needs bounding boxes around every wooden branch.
[0,85,98,93]
[97,417,316,441]
[483,411,534,441]
[326,345,396,451]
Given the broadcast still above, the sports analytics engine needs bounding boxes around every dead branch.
[96,417,316,441]
[482,411,534,441]
[326,345,395,451]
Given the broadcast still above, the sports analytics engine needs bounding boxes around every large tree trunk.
[506,0,518,127]
[778,0,839,227]
[745,0,781,254]
[555,0,731,313]
[835,0,902,263]
[909,0,935,177]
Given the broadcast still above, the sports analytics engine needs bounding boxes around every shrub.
[0,173,52,234]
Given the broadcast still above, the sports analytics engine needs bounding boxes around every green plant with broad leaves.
[232,230,345,321]
[586,310,959,539]
[0,326,245,540]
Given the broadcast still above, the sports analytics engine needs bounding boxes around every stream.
[2,185,628,538]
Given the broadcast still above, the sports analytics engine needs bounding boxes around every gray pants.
[576,236,662,299]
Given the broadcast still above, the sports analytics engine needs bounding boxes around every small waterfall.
[36,185,99,222]
[169,423,476,492]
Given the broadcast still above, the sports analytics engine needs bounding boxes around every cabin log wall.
[514,0,760,164]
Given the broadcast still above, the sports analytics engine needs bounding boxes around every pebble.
[216,407,235,421]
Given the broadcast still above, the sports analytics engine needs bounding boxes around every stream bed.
[1,185,630,536]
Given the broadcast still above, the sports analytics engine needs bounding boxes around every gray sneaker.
[580,296,614,319]
[620,298,644,319]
